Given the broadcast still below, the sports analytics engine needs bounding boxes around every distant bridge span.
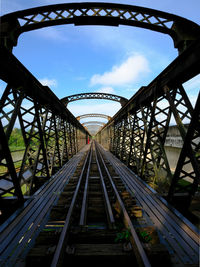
[61,93,128,107]
[76,113,111,121]
[82,121,106,127]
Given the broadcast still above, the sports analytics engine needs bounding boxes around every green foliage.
[177,179,200,192]
[9,128,25,150]
[136,230,152,243]
[2,184,28,197]
[115,229,131,243]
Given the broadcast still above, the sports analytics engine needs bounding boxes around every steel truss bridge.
[0,2,200,265]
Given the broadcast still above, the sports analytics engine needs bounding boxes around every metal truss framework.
[82,121,105,135]
[1,2,200,53]
[76,113,111,121]
[77,114,110,135]
[0,2,200,210]
[96,39,200,208]
[0,46,89,202]
[84,126,102,136]
[61,92,128,107]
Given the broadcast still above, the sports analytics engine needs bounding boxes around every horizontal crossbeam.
[1,2,200,52]
[61,92,128,107]
[77,113,111,121]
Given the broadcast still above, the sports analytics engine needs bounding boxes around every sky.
[0,0,200,129]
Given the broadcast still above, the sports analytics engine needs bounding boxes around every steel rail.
[0,146,88,265]
[99,144,199,265]
[79,142,93,226]
[94,142,115,228]
[95,141,151,267]
[51,143,92,267]
[119,167,198,262]
[104,145,200,245]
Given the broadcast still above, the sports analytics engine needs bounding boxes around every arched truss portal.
[61,92,128,107]
[85,125,101,135]
[85,125,101,130]
[82,121,105,127]
[76,113,111,121]
[1,2,200,52]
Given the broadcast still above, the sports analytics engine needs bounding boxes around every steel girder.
[97,39,200,207]
[0,1,200,213]
[76,113,111,121]
[61,92,128,107]
[0,46,89,201]
[1,2,200,53]
[82,121,105,127]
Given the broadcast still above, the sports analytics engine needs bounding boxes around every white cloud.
[90,54,149,86]
[39,78,57,88]
[96,87,115,94]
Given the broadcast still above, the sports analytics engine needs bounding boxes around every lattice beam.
[97,39,200,206]
[0,47,89,201]
[1,2,200,52]
[82,121,105,127]
[76,113,111,121]
[61,92,128,107]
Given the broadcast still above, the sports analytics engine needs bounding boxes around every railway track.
[1,141,198,266]
[26,141,153,267]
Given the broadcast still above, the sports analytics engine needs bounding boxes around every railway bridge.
[0,2,199,267]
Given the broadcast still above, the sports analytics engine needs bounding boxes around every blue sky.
[0,0,200,126]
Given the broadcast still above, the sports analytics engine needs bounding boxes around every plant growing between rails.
[136,229,152,243]
[114,222,131,244]
[114,228,131,243]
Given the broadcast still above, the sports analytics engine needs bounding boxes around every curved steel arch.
[77,113,111,121]
[1,2,200,52]
[84,125,101,135]
[85,125,102,130]
[82,121,105,126]
[61,92,128,107]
